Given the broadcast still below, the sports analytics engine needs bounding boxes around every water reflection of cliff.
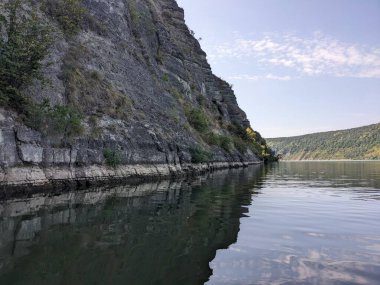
[0,165,265,285]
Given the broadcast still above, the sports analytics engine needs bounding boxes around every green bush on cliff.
[43,0,87,37]
[162,73,170,82]
[203,132,220,146]
[227,123,250,142]
[232,137,247,154]
[0,0,53,112]
[249,141,262,155]
[104,148,122,167]
[186,108,209,132]
[203,132,231,152]
[219,136,232,152]
[47,105,83,137]
[190,147,211,163]
[226,122,278,160]
[27,99,83,138]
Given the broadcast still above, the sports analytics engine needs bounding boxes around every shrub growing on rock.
[26,100,83,138]
[189,147,211,163]
[233,137,247,154]
[0,0,53,112]
[43,0,87,37]
[203,132,220,146]
[203,132,233,152]
[104,148,122,167]
[219,135,232,152]
[186,108,208,132]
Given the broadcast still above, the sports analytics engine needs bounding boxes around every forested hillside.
[267,123,380,160]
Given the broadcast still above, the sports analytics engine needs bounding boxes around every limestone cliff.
[0,0,271,186]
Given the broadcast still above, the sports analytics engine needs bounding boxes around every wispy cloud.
[229,74,293,81]
[209,32,380,79]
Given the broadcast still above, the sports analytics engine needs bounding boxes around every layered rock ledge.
[0,161,260,188]
[0,162,262,201]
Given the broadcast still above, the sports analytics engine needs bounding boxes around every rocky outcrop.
[0,0,264,187]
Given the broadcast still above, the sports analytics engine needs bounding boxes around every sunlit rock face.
[0,0,264,186]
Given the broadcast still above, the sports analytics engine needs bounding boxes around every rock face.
[0,0,263,186]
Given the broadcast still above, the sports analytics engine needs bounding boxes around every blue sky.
[176,0,380,138]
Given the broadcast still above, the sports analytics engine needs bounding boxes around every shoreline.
[0,161,262,198]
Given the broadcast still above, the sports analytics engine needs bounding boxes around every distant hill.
[267,123,380,160]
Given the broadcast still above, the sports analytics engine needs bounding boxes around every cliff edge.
[0,0,273,186]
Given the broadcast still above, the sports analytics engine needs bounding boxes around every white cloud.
[208,33,380,79]
[229,74,293,81]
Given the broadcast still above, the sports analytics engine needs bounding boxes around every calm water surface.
[208,161,380,285]
[0,161,379,285]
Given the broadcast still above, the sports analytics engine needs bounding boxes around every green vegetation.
[196,94,206,106]
[226,122,276,160]
[103,148,122,167]
[88,115,103,138]
[203,132,232,152]
[26,99,83,138]
[168,108,180,124]
[172,86,275,160]
[127,0,156,66]
[43,0,87,37]
[127,0,140,25]
[232,136,247,153]
[156,49,164,64]
[62,44,133,119]
[0,1,86,138]
[0,0,53,112]
[170,87,184,102]
[219,136,232,152]
[227,123,254,142]
[187,116,277,159]
[267,123,380,160]
[203,132,219,146]
[186,108,209,132]
[162,74,169,82]
[189,147,211,163]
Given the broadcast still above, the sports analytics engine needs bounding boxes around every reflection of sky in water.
[208,161,380,285]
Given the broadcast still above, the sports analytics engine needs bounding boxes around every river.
[0,161,379,284]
